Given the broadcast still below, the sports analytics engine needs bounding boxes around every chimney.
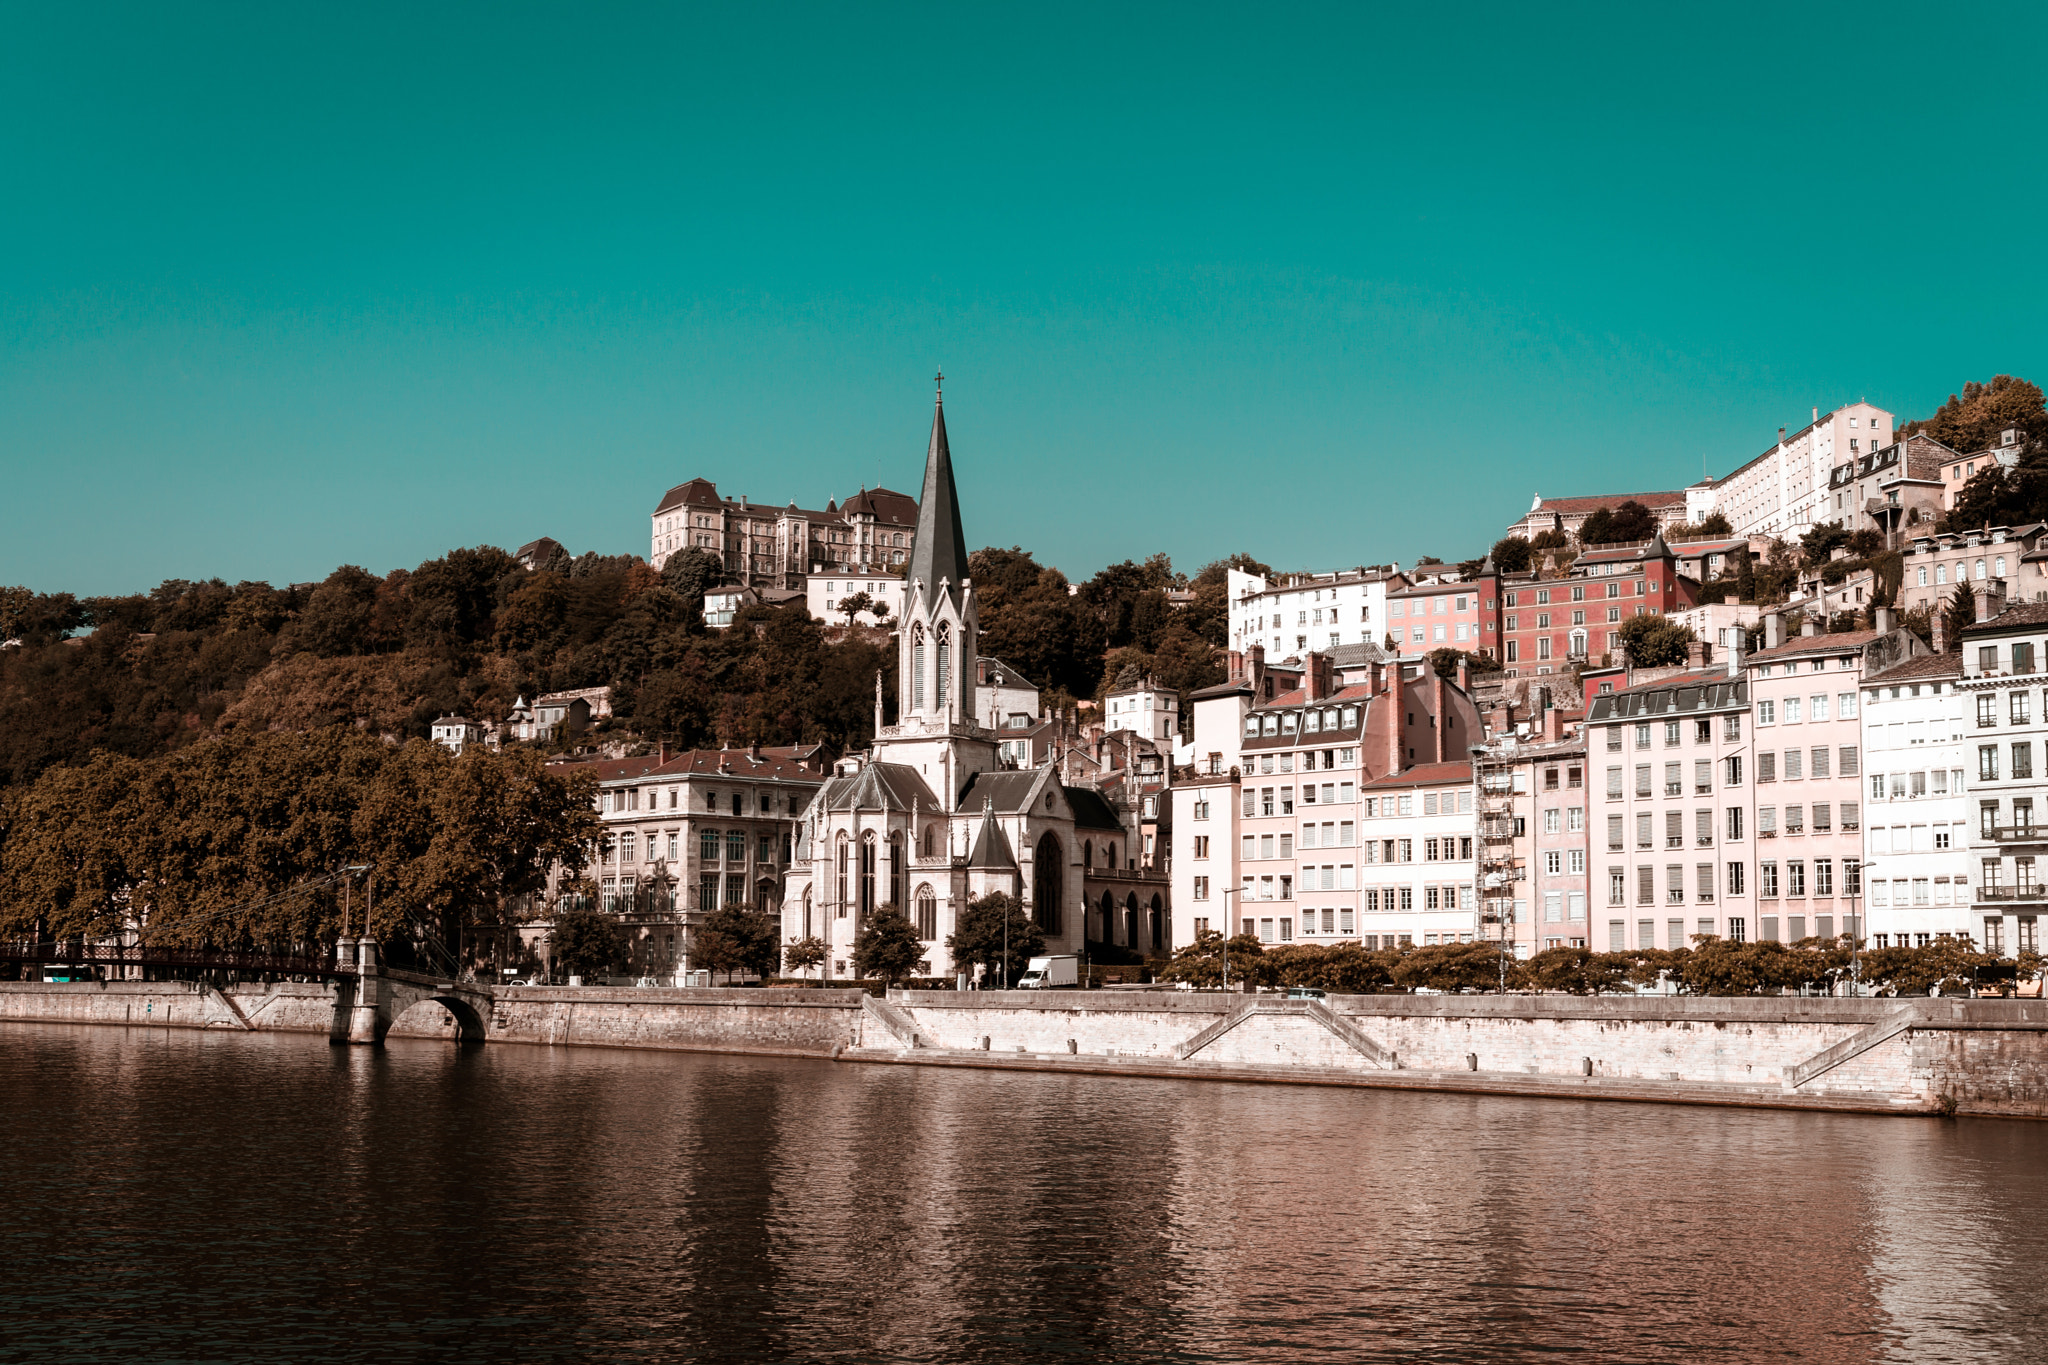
[1686,640,1709,668]
[1386,684,1404,776]
[1455,658,1470,693]
[749,739,761,761]
[1726,631,1744,678]
[1813,406,1819,423]
[658,742,666,764]
[1801,615,1819,637]
[1978,580,2009,622]
[1432,670,1448,762]
[1248,645,1266,700]
[1875,606,1895,634]
[1228,649,1244,682]
[1764,614,1784,651]
[1778,426,1786,444]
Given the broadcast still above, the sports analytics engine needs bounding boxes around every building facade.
[1228,567,1406,661]
[1587,662,1753,951]
[1501,536,1690,675]
[1959,600,2048,959]
[1692,402,1895,540]
[649,478,918,588]
[1858,653,1971,947]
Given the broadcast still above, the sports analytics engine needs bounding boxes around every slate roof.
[1064,786,1126,831]
[653,477,726,515]
[812,762,940,813]
[907,392,970,610]
[550,746,829,787]
[967,815,1017,869]
[840,486,919,526]
[955,769,1048,815]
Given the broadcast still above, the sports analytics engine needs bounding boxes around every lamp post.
[1217,887,1242,992]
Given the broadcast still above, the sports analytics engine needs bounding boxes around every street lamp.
[1217,886,1243,992]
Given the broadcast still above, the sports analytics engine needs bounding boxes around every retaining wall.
[10,980,2048,1117]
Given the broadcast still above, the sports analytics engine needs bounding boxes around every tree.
[551,905,624,981]
[836,591,875,626]
[1615,613,1696,667]
[1735,550,1757,603]
[1428,647,1499,680]
[1487,537,1533,573]
[1578,501,1656,546]
[1903,374,2046,455]
[1944,579,1976,653]
[1159,929,1267,988]
[783,935,827,979]
[1801,520,1852,568]
[945,892,1044,986]
[1526,946,1628,994]
[1389,941,1519,992]
[1181,553,1272,645]
[699,905,781,982]
[854,904,927,986]
[659,546,729,623]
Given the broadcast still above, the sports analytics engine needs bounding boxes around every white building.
[1958,598,2048,959]
[1859,653,1972,947]
[1692,401,1896,540]
[1228,566,1406,661]
[1357,762,1481,947]
[804,573,908,628]
[1104,674,1180,744]
[975,657,1041,733]
[429,715,486,756]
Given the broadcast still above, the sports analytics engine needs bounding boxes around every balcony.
[1696,836,1715,846]
[1986,826,2048,844]
[1978,885,2048,902]
[1665,837,1683,849]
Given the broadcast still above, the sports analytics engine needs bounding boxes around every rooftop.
[1864,653,1965,687]
[1362,760,1473,790]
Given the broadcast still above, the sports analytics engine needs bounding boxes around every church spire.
[908,371,969,608]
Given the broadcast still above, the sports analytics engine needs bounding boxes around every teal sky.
[5,2,2045,597]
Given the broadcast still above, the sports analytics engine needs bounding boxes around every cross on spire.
[934,367,944,402]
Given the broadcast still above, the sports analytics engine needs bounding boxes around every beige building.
[649,478,917,589]
[1936,429,2028,508]
[1900,525,2048,629]
[1692,401,1895,539]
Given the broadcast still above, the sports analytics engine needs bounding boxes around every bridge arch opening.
[386,994,488,1042]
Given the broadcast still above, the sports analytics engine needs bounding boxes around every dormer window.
[1281,713,1298,733]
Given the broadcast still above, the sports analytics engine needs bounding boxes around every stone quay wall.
[9,980,2048,1118]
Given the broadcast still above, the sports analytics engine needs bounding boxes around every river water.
[4,1022,2046,1364]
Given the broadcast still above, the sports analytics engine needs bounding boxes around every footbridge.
[331,938,495,1045]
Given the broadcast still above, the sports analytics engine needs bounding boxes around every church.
[780,384,1166,981]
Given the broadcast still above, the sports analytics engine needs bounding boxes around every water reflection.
[3,1022,2046,1364]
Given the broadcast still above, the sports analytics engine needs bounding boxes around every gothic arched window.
[935,623,951,706]
[888,833,903,908]
[859,833,876,920]
[912,624,926,710]
[914,884,936,939]
[835,835,849,916]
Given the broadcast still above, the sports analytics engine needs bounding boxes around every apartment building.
[1959,600,2048,959]
[1858,653,1972,947]
[1385,563,1502,656]
[1747,623,1925,943]
[1936,428,2027,508]
[1520,736,1591,953]
[650,478,918,588]
[1358,763,1479,946]
[1171,650,1483,951]
[1228,566,1407,660]
[1899,525,2048,628]
[1822,433,1951,543]
[1587,662,1752,950]
[1501,535,1690,675]
[1693,402,1895,539]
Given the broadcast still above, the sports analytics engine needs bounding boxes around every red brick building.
[1502,535,1695,677]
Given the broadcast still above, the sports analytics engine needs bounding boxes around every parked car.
[1284,987,1327,1001]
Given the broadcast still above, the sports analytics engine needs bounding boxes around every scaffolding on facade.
[1475,741,1524,952]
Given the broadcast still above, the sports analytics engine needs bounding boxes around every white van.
[1015,955,1079,989]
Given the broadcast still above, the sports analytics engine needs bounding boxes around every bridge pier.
[346,937,383,1046]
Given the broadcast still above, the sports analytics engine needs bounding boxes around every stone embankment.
[8,980,2048,1119]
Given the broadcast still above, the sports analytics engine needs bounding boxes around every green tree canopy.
[945,892,1044,986]
[552,906,624,980]
[1615,612,1696,667]
[853,904,927,986]
[699,905,781,981]
[1487,537,1533,573]
[1577,501,1657,546]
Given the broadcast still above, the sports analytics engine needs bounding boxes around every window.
[1982,745,2002,782]
[1635,765,1652,797]
[2017,691,2035,725]
[1980,694,2000,727]
[1193,877,1209,901]
[1760,861,1778,898]
[1726,755,1743,786]
[1608,815,1624,850]
[1759,699,1776,725]
[2017,742,2036,781]
[1727,861,1745,896]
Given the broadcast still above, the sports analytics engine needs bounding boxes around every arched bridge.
[334,938,494,1045]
